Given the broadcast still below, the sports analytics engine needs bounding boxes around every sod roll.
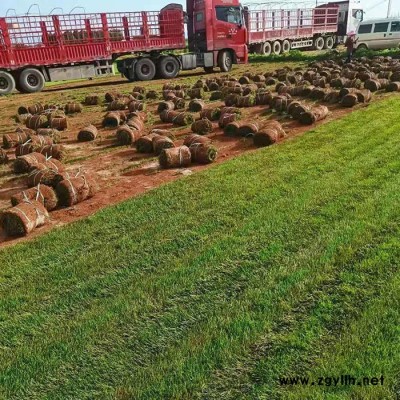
[13,152,47,174]
[36,128,62,143]
[116,125,141,145]
[152,136,175,155]
[159,146,191,168]
[78,125,98,142]
[189,144,218,164]
[49,116,68,131]
[65,103,83,114]
[199,108,221,121]
[299,105,329,125]
[183,134,212,147]
[191,119,213,135]
[1,200,49,236]
[56,175,97,207]
[11,184,58,211]
[135,133,160,153]
[37,145,66,161]
[3,131,31,149]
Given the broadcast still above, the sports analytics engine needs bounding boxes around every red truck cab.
[187,0,248,72]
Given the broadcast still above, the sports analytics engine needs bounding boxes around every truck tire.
[0,71,16,95]
[324,36,334,49]
[218,50,233,72]
[158,56,180,79]
[135,58,156,81]
[314,36,325,51]
[272,41,281,55]
[18,68,45,93]
[261,42,272,56]
[282,40,291,53]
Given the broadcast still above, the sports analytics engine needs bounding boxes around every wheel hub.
[27,74,39,87]
[0,78,8,90]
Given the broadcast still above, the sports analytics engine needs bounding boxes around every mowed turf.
[1,96,400,400]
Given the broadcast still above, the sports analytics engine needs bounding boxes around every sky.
[0,0,398,19]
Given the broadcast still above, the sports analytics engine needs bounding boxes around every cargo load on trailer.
[0,0,249,94]
[244,0,364,55]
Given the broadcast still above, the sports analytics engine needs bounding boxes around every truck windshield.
[216,6,242,25]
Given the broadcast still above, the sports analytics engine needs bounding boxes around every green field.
[1,96,400,399]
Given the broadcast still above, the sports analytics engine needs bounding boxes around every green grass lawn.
[1,97,400,399]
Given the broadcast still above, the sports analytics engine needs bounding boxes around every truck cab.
[187,0,248,72]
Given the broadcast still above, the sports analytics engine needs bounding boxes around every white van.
[356,18,400,50]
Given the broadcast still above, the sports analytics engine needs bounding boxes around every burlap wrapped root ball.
[11,184,58,211]
[1,200,49,236]
[189,143,218,164]
[191,119,213,135]
[183,134,212,147]
[253,121,286,147]
[160,110,194,126]
[152,135,175,155]
[50,116,68,130]
[159,146,192,169]
[56,175,98,207]
[78,125,98,142]
[13,152,47,173]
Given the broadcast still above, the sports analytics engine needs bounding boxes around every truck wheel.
[0,71,16,95]
[282,40,291,53]
[135,58,156,81]
[314,36,325,51]
[261,42,272,56]
[18,68,45,93]
[272,41,281,55]
[158,56,180,79]
[324,36,334,49]
[218,50,233,72]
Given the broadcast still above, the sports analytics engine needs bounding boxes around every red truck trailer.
[244,0,364,55]
[0,0,248,94]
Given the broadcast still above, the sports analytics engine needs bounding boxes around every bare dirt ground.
[0,62,388,247]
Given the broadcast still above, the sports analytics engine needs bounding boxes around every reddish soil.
[0,64,387,248]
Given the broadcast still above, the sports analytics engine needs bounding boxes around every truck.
[0,0,248,94]
[244,0,364,55]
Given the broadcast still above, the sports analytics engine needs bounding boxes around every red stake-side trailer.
[244,0,363,55]
[0,0,248,94]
